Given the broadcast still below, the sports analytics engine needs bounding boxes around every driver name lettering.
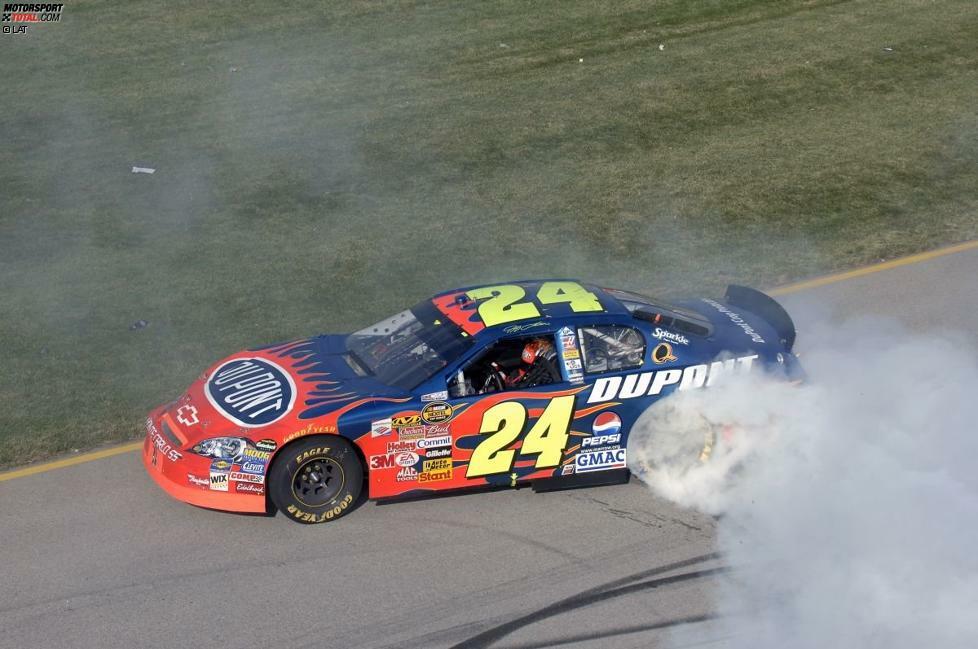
[587,355,758,403]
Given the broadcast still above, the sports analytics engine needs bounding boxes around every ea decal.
[591,412,621,436]
[205,358,296,427]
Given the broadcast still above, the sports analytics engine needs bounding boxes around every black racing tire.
[628,404,718,480]
[268,436,363,524]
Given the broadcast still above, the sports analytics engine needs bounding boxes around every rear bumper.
[142,416,266,514]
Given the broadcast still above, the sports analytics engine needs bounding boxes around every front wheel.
[268,436,363,524]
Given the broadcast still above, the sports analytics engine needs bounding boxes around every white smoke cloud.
[628,318,978,649]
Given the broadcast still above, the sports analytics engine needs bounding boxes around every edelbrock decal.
[205,358,296,427]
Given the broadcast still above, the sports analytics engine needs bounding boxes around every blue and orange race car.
[143,280,801,523]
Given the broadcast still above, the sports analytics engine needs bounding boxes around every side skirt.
[531,468,631,493]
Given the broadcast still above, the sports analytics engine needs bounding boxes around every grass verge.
[1,0,976,467]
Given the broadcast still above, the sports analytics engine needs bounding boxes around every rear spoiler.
[724,285,796,351]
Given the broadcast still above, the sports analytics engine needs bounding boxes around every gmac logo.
[206,358,296,427]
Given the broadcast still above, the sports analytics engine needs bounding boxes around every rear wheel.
[269,436,363,524]
[628,401,718,479]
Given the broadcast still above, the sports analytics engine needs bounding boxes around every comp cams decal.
[205,358,297,427]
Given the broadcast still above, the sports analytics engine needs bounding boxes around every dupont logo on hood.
[205,358,296,428]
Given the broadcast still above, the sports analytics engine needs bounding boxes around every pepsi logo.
[592,412,622,436]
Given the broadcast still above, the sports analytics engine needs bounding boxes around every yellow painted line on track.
[769,239,978,296]
[2,239,976,483]
[0,442,143,482]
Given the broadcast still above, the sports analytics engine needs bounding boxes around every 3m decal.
[370,451,420,470]
[370,454,397,470]
[467,395,575,478]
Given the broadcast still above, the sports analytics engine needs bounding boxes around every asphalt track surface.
[2,244,976,649]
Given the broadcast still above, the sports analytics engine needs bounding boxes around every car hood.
[164,335,405,443]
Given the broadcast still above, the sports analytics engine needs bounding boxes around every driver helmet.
[521,338,554,365]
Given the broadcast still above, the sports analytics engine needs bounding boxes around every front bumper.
[142,411,267,514]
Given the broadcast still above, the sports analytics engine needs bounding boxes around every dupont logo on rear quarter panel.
[205,358,296,428]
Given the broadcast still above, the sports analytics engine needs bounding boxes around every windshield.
[346,301,473,390]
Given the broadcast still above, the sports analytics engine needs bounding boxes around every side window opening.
[448,335,561,398]
[579,325,645,375]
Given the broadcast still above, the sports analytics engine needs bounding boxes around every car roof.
[429,279,632,337]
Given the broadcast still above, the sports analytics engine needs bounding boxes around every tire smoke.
[628,318,978,648]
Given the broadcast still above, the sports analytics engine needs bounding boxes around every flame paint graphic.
[254,338,410,420]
